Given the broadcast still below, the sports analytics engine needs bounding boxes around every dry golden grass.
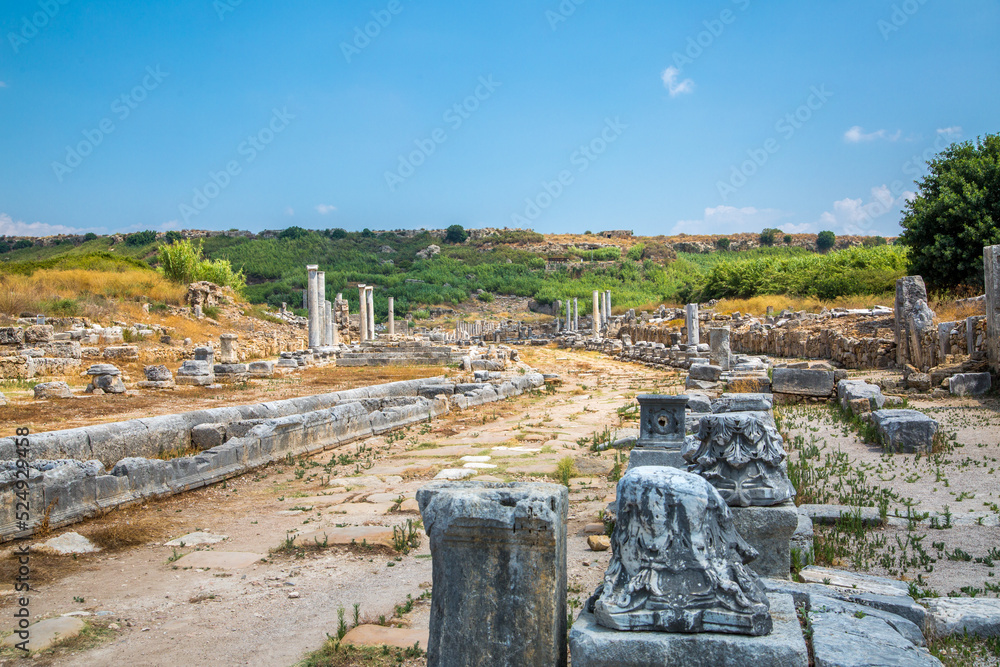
[81,510,169,551]
[0,269,185,317]
[713,293,893,316]
[931,299,986,322]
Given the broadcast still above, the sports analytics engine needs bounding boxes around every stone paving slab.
[175,551,264,569]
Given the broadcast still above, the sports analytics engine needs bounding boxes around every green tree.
[125,230,156,246]
[157,238,246,294]
[759,228,782,247]
[816,231,836,251]
[278,226,309,240]
[444,224,468,244]
[783,234,793,245]
[899,133,1000,289]
[715,237,730,250]
[84,232,98,242]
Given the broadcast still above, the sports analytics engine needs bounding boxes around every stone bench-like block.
[872,409,939,453]
[569,594,807,667]
[948,372,991,396]
[772,368,834,397]
[417,481,568,667]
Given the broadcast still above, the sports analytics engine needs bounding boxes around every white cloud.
[285,207,295,216]
[315,204,337,215]
[0,212,84,237]
[843,125,902,143]
[815,185,913,235]
[671,205,788,235]
[661,66,694,97]
[936,126,962,139]
[159,220,179,230]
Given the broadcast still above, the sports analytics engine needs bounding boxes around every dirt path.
[0,348,678,666]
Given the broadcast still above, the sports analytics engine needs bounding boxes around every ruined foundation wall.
[0,373,545,542]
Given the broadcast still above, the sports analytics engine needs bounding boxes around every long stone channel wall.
[621,317,988,371]
[0,372,545,542]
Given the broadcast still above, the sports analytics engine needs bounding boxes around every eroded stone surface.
[591,467,772,635]
[417,481,568,667]
[686,411,795,507]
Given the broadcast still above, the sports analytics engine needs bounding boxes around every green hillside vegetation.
[1,228,910,318]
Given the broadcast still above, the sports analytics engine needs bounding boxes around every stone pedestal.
[219,333,238,364]
[730,502,799,579]
[417,481,568,667]
[628,394,688,471]
[569,594,808,667]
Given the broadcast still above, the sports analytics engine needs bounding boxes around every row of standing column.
[589,290,612,337]
[307,265,338,348]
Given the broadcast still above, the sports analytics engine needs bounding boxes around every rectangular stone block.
[730,502,799,579]
[0,327,24,345]
[772,368,834,397]
[417,481,568,667]
[569,594,807,667]
[872,409,938,453]
[948,372,991,396]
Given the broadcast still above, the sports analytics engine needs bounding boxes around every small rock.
[587,535,610,551]
[33,381,73,399]
[36,532,100,555]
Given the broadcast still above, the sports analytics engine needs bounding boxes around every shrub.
[13,239,33,250]
[715,237,730,250]
[278,226,309,241]
[783,234,793,245]
[327,228,347,239]
[626,243,645,261]
[157,239,246,294]
[125,230,156,246]
[760,228,782,247]
[816,231,836,251]
[477,292,494,302]
[0,242,9,254]
[164,230,182,243]
[84,232,98,242]
[444,224,468,244]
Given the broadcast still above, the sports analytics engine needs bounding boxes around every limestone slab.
[175,551,264,569]
[2,616,85,652]
[569,594,807,667]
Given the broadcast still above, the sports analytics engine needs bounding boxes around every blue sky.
[1,0,997,238]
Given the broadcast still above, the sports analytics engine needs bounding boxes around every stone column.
[358,284,368,343]
[685,303,700,347]
[565,299,571,331]
[388,297,395,335]
[366,286,375,340]
[331,299,340,345]
[324,300,333,346]
[894,276,935,369]
[316,271,326,346]
[555,300,562,333]
[938,322,952,359]
[709,327,731,371]
[573,298,579,331]
[417,482,568,667]
[605,291,611,322]
[987,245,1000,373]
[307,265,320,348]
[219,333,238,363]
[592,291,600,337]
[966,316,978,355]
